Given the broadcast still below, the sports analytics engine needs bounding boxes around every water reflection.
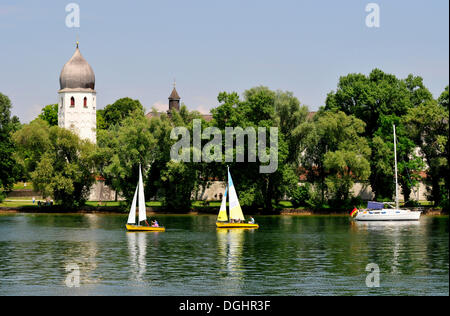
[351,220,429,275]
[353,220,421,232]
[0,214,447,295]
[217,229,247,294]
[126,232,150,282]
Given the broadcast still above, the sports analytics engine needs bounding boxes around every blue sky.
[1,0,448,122]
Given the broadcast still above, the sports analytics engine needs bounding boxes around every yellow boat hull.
[126,224,165,232]
[216,222,259,229]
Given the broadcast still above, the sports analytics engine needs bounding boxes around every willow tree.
[146,106,208,211]
[302,110,371,207]
[96,109,155,204]
[211,87,310,211]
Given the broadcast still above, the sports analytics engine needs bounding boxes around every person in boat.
[249,217,255,224]
[151,220,160,228]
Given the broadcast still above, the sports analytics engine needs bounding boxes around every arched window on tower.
[70,97,75,107]
[84,97,87,108]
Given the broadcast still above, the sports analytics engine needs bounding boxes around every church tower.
[58,42,97,144]
[168,81,181,114]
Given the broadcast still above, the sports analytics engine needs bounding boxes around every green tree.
[13,120,96,207]
[38,104,58,126]
[0,93,20,201]
[438,85,449,110]
[302,110,371,206]
[211,87,310,211]
[96,109,107,130]
[96,109,155,204]
[404,96,449,207]
[101,98,145,130]
[147,106,209,210]
[325,69,432,201]
[12,119,51,180]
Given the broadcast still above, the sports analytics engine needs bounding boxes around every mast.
[138,164,147,223]
[393,125,399,210]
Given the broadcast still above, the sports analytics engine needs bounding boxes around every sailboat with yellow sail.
[126,165,165,232]
[216,167,259,229]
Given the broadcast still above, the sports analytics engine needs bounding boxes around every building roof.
[59,44,95,92]
[169,87,180,100]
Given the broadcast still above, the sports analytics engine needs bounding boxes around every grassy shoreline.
[0,201,445,216]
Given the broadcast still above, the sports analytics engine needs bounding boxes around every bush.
[404,200,421,207]
[376,197,394,203]
[290,184,311,208]
[349,196,364,208]
[440,193,449,212]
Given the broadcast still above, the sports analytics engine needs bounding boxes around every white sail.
[127,184,138,224]
[138,164,147,223]
[228,168,245,221]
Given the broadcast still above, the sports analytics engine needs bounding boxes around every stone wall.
[88,181,124,202]
[8,180,430,203]
[192,181,430,202]
[351,182,429,202]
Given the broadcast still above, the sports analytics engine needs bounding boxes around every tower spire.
[168,79,181,113]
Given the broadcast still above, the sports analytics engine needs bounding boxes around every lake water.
[0,214,448,296]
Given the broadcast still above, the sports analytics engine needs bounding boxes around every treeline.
[1,69,448,212]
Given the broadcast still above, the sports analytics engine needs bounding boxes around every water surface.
[0,214,448,296]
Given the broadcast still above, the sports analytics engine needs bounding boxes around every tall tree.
[96,109,155,204]
[0,93,20,201]
[147,106,209,210]
[13,119,96,207]
[12,119,51,180]
[212,87,310,211]
[405,93,449,207]
[325,69,431,201]
[302,110,371,206]
[101,98,145,130]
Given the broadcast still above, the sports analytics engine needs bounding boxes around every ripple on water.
[0,214,448,296]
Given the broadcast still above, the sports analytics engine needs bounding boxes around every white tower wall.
[58,90,97,144]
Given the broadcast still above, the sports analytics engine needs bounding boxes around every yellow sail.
[217,188,228,222]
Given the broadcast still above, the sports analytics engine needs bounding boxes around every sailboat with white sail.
[216,167,259,229]
[353,125,422,221]
[126,165,165,232]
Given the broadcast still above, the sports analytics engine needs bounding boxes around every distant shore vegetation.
[1,69,448,212]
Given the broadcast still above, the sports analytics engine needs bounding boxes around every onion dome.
[59,43,95,91]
